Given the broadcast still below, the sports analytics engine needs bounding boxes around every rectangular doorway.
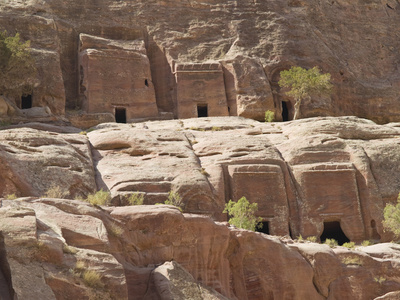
[21,94,32,109]
[115,107,126,123]
[197,104,208,117]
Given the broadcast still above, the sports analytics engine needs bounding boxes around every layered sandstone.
[1,199,400,299]
[1,117,399,244]
[0,0,398,123]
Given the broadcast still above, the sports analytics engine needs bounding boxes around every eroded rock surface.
[86,117,400,242]
[0,128,96,199]
[0,0,399,122]
[1,117,399,242]
[1,200,400,299]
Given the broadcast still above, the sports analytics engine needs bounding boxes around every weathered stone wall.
[175,63,229,118]
[0,0,398,123]
[79,34,159,121]
[1,200,400,300]
[2,117,398,243]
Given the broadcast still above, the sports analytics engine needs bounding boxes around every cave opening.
[282,101,289,121]
[21,94,32,109]
[320,221,350,245]
[257,221,270,235]
[145,79,149,87]
[115,107,126,123]
[197,104,208,118]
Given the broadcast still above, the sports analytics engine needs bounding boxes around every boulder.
[0,128,96,198]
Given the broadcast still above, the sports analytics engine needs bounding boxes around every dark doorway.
[197,105,208,117]
[145,79,149,87]
[282,101,289,121]
[21,94,32,109]
[115,107,126,123]
[257,221,270,235]
[320,221,350,245]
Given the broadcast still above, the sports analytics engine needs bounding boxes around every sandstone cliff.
[1,117,400,243]
[0,117,399,298]
[1,199,400,299]
[0,0,399,123]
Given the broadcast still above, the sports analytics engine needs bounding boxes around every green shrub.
[164,190,184,211]
[126,193,144,205]
[0,31,37,98]
[223,196,263,231]
[5,193,17,200]
[265,110,275,122]
[306,236,317,243]
[86,189,111,206]
[383,194,400,236]
[324,238,338,248]
[361,240,373,247]
[342,242,355,249]
[279,66,332,120]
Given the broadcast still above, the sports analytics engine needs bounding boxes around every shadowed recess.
[320,221,350,245]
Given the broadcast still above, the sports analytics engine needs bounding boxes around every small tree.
[279,66,332,120]
[223,196,263,231]
[383,194,400,237]
[0,31,37,98]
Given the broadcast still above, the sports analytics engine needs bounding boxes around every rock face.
[85,117,400,243]
[79,34,159,122]
[0,128,96,199]
[0,0,399,123]
[1,117,400,243]
[1,199,400,300]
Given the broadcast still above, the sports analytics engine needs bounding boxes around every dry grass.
[44,185,69,199]
[324,238,338,248]
[306,236,317,242]
[108,223,123,237]
[86,189,111,206]
[126,193,144,206]
[5,193,17,200]
[341,256,363,266]
[82,270,104,289]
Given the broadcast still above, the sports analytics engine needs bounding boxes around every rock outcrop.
[87,116,400,242]
[1,199,400,299]
[1,116,399,243]
[0,0,399,123]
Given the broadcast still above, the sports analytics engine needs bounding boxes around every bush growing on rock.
[383,194,400,237]
[0,31,37,98]
[324,238,338,248]
[164,189,184,211]
[279,66,332,120]
[44,184,68,199]
[86,189,111,206]
[126,193,144,205]
[223,196,263,231]
[265,110,275,122]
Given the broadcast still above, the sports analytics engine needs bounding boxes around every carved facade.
[175,63,230,118]
[78,34,159,122]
